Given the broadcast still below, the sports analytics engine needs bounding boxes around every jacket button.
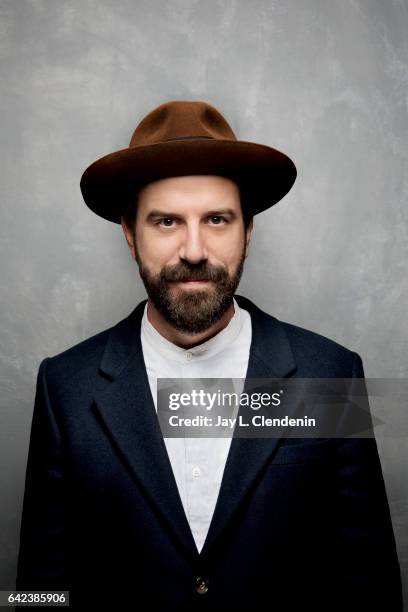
[195,576,209,594]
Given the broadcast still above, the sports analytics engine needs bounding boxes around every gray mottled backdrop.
[1,0,407,604]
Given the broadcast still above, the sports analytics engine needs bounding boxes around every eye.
[157,218,175,227]
[208,215,227,225]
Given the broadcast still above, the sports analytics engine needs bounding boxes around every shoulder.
[237,294,363,377]
[279,319,362,377]
[39,325,114,394]
[282,318,350,355]
[38,301,145,396]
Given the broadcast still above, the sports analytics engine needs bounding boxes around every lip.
[178,280,211,284]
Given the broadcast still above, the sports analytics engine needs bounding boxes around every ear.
[244,218,254,258]
[121,218,136,260]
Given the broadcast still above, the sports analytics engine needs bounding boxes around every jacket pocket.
[271,438,334,465]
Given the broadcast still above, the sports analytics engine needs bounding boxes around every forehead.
[137,175,241,209]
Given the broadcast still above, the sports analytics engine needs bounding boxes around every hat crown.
[129,100,237,147]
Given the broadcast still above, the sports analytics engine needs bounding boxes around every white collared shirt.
[140,296,252,552]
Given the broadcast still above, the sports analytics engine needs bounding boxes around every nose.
[178,222,208,263]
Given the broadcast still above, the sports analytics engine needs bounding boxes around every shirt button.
[192,466,201,478]
[195,576,209,594]
[186,351,193,360]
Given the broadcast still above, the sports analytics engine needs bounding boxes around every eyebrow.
[145,208,237,221]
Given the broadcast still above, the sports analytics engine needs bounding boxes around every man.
[16,100,402,610]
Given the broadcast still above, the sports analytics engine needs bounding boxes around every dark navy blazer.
[16,294,402,610]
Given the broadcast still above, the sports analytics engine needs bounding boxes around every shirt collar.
[141,296,243,363]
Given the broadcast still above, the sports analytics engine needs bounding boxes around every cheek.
[212,233,245,266]
[137,232,178,267]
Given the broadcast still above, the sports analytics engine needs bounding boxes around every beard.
[135,241,247,334]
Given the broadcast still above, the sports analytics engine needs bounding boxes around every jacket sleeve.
[16,357,70,591]
[332,352,403,610]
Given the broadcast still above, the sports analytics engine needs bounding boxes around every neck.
[146,299,235,349]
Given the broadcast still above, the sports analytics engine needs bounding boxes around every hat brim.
[80,139,297,223]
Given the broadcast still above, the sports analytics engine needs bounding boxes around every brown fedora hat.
[80,100,297,223]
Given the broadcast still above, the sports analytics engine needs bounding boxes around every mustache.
[160,263,227,283]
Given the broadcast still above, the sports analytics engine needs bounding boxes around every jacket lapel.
[92,294,297,562]
[93,299,199,561]
[199,294,297,558]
